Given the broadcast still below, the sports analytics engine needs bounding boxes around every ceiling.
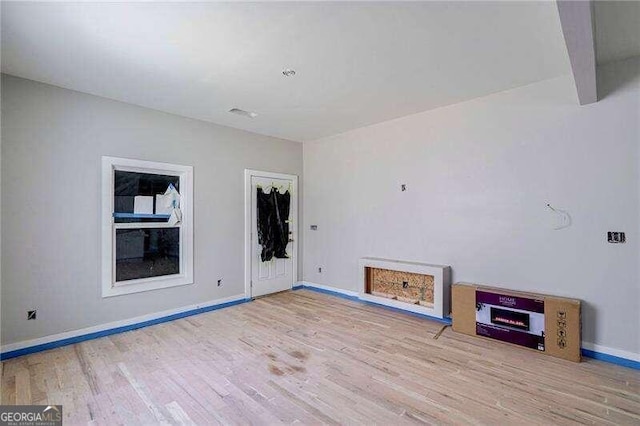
[594,0,640,65]
[1,2,573,142]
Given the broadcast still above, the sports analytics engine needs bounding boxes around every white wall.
[303,57,640,355]
[1,75,303,346]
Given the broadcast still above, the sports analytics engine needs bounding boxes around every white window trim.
[101,156,193,297]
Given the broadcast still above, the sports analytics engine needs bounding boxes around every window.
[101,156,193,297]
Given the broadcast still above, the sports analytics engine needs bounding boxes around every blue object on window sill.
[113,213,171,219]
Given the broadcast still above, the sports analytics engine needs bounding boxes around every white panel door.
[251,176,295,297]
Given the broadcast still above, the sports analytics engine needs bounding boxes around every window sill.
[103,275,193,298]
[113,213,171,220]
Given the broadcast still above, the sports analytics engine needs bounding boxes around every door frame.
[244,169,299,299]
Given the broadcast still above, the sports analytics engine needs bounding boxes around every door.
[249,174,296,298]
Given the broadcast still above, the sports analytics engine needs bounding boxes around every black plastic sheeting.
[256,188,291,262]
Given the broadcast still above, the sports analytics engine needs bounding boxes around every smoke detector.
[282,68,296,77]
[229,108,257,118]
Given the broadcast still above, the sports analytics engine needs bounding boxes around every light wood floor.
[2,289,639,425]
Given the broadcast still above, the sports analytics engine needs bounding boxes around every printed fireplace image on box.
[476,291,546,351]
[490,307,530,330]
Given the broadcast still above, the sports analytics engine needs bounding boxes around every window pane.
[115,228,180,282]
[114,171,180,223]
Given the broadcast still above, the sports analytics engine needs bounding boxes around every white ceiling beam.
[557,0,598,105]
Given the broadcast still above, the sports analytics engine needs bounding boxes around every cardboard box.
[452,283,581,362]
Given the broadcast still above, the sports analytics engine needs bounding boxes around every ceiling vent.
[229,108,257,118]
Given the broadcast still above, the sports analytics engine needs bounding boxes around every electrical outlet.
[310,225,318,230]
[608,232,626,243]
[318,267,322,273]
[217,279,222,287]
[27,310,37,320]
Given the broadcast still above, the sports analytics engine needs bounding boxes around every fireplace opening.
[490,307,530,331]
[364,266,434,307]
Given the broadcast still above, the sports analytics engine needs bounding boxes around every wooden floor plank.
[1,289,639,425]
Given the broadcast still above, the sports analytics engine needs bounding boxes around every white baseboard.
[581,341,640,362]
[1,293,246,355]
[4,285,638,369]
[296,281,639,366]
[295,281,359,297]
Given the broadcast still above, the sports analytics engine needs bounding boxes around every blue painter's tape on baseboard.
[301,285,360,301]
[0,298,250,361]
[5,286,639,371]
[581,348,640,370]
[360,299,453,325]
[297,284,639,370]
[292,284,304,290]
[299,284,452,325]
